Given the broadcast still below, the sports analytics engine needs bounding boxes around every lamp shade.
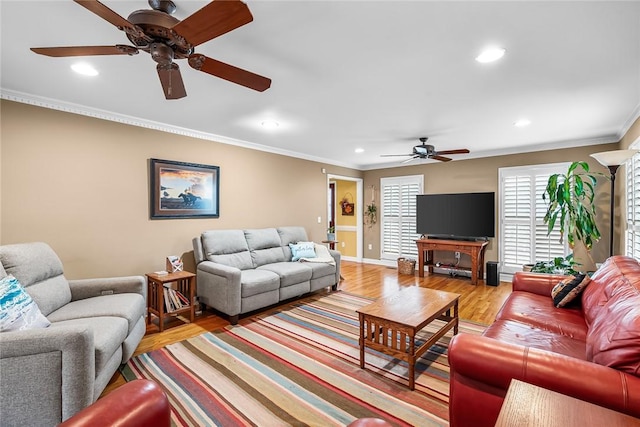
[590,149,638,167]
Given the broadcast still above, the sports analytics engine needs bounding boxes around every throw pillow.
[551,274,591,308]
[289,242,316,261]
[0,275,51,332]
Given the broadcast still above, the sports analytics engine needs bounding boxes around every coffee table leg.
[408,331,416,390]
[359,313,365,369]
[454,300,459,335]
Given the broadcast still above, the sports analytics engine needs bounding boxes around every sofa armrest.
[196,261,242,317]
[329,249,341,282]
[0,325,95,425]
[512,271,567,296]
[68,276,146,301]
[58,380,170,427]
[448,334,640,427]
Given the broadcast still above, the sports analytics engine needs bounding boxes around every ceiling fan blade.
[172,0,253,47]
[188,54,271,92]
[31,45,138,57]
[74,0,137,33]
[436,149,470,155]
[431,155,452,162]
[402,156,419,164]
[157,63,187,100]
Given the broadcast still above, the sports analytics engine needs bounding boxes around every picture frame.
[149,158,219,219]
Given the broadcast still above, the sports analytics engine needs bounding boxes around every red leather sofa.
[448,255,640,427]
[58,380,170,427]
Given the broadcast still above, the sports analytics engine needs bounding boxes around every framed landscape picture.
[150,158,219,219]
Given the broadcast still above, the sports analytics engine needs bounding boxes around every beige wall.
[362,142,623,270]
[0,100,358,278]
[2,100,637,278]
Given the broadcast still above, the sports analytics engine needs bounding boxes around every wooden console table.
[495,379,640,427]
[416,238,489,285]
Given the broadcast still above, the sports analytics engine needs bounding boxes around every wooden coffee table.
[356,286,460,390]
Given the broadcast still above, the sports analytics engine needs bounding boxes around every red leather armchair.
[448,256,640,427]
[58,380,170,427]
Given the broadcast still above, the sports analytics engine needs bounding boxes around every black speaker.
[486,261,499,286]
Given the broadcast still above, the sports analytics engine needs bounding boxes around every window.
[626,144,640,259]
[499,163,570,273]
[380,175,423,260]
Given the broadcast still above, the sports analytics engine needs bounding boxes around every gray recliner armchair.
[0,242,147,426]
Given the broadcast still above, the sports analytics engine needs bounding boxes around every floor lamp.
[589,149,638,257]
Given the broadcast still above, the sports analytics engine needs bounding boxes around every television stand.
[416,238,489,285]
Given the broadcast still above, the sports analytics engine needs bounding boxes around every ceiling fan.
[381,137,470,163]
[31,0,271,100]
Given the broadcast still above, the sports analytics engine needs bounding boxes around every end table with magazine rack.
[146,270,196,332]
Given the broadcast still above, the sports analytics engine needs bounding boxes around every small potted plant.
[327,226,336,241]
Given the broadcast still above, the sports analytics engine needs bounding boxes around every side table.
[146,270,196,332]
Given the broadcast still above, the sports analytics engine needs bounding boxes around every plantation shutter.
[499,163,570,274]
[380,175,423,260]
[626,148,640,259]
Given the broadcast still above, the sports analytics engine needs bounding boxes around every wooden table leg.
[453,300,459,335]
[418,246,425,277]
[359,313,365,369]
[408,330,416,390]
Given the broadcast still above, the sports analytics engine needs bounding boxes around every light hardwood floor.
[102,261,512,395]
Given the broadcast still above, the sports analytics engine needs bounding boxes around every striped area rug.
[122,291,485,426]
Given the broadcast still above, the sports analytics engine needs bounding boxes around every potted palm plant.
[542,161,606,269]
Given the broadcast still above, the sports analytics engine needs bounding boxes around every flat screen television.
[416,192,495,240]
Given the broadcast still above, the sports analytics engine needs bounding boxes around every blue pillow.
[0,275,51,332]
[289,242,316,261]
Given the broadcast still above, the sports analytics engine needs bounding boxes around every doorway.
[327,174,363,260]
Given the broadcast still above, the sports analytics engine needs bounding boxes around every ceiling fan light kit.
[31,0,272,100]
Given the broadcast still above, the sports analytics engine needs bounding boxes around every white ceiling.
[2,1,639,170]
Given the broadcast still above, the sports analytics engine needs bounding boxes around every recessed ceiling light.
[71,62,98,76]
[475,47,506,63]
[514,119,531,127]
[261,120,279,130]
[355,148,364,153]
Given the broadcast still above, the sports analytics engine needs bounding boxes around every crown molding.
[619,101,640,140]
[0,90,360,170]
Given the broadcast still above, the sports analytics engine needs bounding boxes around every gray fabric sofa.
[193,226,341,324]
[0,242,147,426]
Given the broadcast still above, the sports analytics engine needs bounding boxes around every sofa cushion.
[258,262,313,287]
[551,274,591,308]
[0,242,71,316]
[47,293,145,334]
[301,261,336,279]
[483,319,587,360]
[585,258,640,374]
[581,256,638,327]
[0,275,51,332]
[245,228,286,267]
[495,291,588,340]
[289,242,316,261]
[240,269,280,298]
[202,230,253,270]
[50,316,128,374]
[278,227,309,259]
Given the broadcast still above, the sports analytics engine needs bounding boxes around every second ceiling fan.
[381,137,470,163]
[31,0,271,99]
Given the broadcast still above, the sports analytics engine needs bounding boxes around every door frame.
[327,174,363,261]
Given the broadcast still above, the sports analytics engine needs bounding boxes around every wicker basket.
[397,257,416,275]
